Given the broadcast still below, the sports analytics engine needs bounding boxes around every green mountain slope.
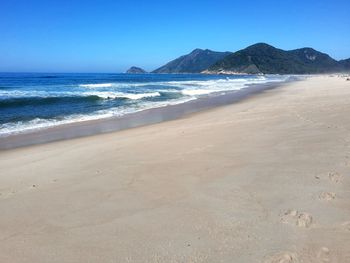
[152,49,231,73]
[208,43,342,74]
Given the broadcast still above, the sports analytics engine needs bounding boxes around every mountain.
[339,58,350,71]
[152,49,231,73]
[126,66,147,74]
[207,43,342,74]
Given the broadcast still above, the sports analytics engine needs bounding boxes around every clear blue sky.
[1,0,349,73]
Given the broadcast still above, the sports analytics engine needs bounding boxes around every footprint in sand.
[328,172,342,183]
[265,247,332,263]
[341,221,350,231]
[281,210,313,228]
[0,190,16,199]
[264,252,299,263]
[316,247,331,262]
[300,247,333,263]
[319,191,336,201]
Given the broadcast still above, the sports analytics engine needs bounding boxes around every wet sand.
[0,75,349,262]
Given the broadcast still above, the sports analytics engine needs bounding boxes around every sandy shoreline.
[0,79,294,150]
[0,76,349,262]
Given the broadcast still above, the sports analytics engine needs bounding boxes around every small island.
[126,66,147,74]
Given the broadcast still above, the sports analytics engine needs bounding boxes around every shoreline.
[0,79,296,150]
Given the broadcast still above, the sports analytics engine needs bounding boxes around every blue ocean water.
[0,73,289,136]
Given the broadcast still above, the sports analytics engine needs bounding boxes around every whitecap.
[79,83,114,88]
[84,91,161,100]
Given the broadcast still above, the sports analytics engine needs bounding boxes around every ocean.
[0,73,290,137]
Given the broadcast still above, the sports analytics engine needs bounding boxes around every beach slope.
[0,76,349,262]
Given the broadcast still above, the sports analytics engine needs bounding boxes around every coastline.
[0,75,349,262]
[0,78,295,150]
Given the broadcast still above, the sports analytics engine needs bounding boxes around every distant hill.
[126,66,147,74]
[152,49,231,73]
[339,58,350,71]
[207,43,343,74]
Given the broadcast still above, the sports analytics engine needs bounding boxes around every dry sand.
[0,76,349,262]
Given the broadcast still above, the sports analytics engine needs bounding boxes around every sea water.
[0,73,290,136]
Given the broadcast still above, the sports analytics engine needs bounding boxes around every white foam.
[0,96,195,137]
[84,91,161,100]
[181,89,219,96]
[79,83,113,88]
[77,77,268,91]
[0,76,285,100]
[0,90,161,101]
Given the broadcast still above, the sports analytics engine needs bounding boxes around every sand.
[0,76,349,262]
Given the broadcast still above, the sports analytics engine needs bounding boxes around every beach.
[0,75,349,262]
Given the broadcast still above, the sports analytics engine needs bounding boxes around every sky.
[0,0,349,73]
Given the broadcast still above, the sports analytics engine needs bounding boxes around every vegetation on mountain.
[208,43,343,74]
[152,49,231,73]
